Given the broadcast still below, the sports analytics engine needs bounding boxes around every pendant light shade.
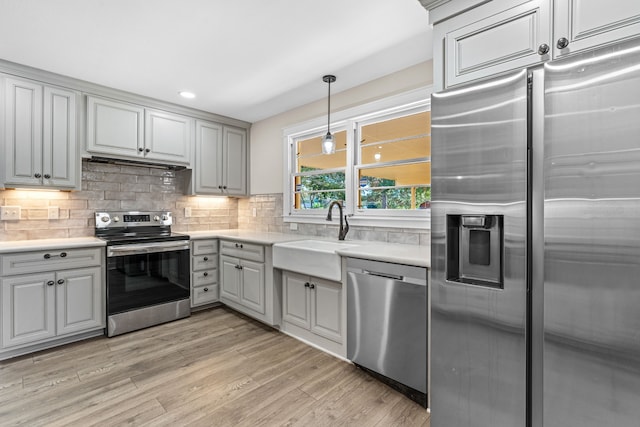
[321,75,336,155]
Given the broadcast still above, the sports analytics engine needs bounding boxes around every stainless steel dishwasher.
[346,257,427,407]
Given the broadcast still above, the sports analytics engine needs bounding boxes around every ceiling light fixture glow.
[321,75,336,155]
[179,91,196,99]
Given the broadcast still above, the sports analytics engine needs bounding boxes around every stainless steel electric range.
[95,211,190,337]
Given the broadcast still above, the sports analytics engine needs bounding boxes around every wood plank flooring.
[0,307,430,426]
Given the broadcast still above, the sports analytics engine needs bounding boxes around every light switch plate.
[184,207,192,218]
[0,206,21,221]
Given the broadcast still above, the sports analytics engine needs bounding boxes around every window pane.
[358,163,431,210]
[294,172,346,210]
[360,111,430,164]
[296,130,347,172]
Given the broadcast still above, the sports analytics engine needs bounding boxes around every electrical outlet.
[184,207,192,218]
[48,206,59,220]
[289,222,298,231]
[0,206,21,221]
[252,208,257,217]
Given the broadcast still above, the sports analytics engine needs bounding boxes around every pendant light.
[321,75,337,155]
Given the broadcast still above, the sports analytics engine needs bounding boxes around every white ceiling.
[0,0,432,123]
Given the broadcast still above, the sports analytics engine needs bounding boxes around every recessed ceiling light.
[179,91,196,99]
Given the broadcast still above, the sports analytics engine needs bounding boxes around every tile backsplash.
[0,161,428,245]
[0,160,237,241]
[238,194,430,246]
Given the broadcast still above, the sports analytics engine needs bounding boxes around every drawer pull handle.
[44,252,67,260]
[203,272,208,277]
[204,287,209,292]
[203,257,209,261]
[234,243,244,249]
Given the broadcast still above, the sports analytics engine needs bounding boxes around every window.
[284,88,431,228]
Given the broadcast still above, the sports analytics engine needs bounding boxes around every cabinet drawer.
[219,240,264,262]
[192,254,217,271]
[192,269,217,287]
[192,284,219,306]
[0,248,103,276]
[191,239,218,256]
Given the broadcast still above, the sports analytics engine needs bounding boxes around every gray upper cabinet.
[431,0,640,90]
[2,76,78,189]
[553,0,640,59]
[190,120,247,196]
[86,96,192,166]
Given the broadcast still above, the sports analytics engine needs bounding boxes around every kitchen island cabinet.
[0,245,105,360]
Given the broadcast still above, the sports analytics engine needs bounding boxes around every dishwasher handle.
[362,270,404,281]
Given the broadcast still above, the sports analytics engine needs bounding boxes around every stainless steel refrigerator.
[430,36,640,427]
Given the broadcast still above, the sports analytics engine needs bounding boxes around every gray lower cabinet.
[191,239,219,307]
[0,247,104,358]
[281,270,344,356]
[219,240,279,326]
[2,75,79,189]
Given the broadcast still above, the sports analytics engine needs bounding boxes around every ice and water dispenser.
[447,214,504,288]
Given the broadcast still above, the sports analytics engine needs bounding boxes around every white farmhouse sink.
[272,239,357,281]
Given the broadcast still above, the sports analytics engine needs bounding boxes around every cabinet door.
[220,255,240,302]
[1,273,56,348]
[194,120,224,194]
[282,271,311,329]
[144,109,192,165]
[86,96,144,158]
[310,278,342,343]
[4,77,43,186]
[42,86,78,189]
[239,260,265,314]
[444,0,551,88]
[222,126,247,196]
[554,0,640,59]
[56,267,103,336]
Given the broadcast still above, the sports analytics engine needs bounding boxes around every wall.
[0,160,237,241]
[249,60,434,195]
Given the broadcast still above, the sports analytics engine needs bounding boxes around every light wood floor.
[0,307,430,426]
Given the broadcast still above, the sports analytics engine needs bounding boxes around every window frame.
[283,87,432,229]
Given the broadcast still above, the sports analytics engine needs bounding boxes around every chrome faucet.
[326,200,349,241]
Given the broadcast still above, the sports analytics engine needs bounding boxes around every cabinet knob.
[309,283,315,289]
[203,257,208,261]
[34,173,42,178]
[204,287,209,292]
[218,185,223,190]
[60,252,67,258]
[43,174,51,179]
[44,253,51,259]
[57,279,65,285]
[203,272,208,277]
[304,282,310,288]
[145,148,151,153]
[138,147,144,152]
[537,43,549,55]
[47,280,55,286]
[557,37,569,49]
[223,186,227,190]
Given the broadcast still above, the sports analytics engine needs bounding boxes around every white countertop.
[187,229,429,268]
[0,237,106,254]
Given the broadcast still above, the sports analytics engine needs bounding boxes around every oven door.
[106,241,190,317]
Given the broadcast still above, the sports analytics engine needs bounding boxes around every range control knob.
[100,216,110,223]
[153,215,161,222]
[113,216,120,222]
[162,214,169,221]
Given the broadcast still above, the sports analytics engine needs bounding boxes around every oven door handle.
[107,241,190,257]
